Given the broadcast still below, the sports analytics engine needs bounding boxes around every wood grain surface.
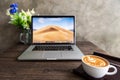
[0,41,107,80]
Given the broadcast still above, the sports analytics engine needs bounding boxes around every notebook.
[18,16,84,60]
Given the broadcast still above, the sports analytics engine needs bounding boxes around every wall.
[0,0,120,57]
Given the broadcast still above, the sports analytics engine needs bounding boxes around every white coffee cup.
[82,55,117,78]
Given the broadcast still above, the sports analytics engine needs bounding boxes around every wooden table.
[0,41,107,80]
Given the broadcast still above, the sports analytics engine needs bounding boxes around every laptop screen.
[32,16,75,44]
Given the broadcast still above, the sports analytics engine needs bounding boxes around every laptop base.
[18,45,84,60]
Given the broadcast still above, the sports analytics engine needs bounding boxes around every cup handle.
[20,33,25,43]
[106,65,117,75]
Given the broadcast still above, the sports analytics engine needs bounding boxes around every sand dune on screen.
[33,25,73,43]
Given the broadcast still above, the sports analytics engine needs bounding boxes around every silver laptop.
[18,16,84,60]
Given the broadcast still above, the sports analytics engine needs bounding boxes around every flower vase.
[20,29,31,44]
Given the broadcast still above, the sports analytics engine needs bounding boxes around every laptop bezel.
[31,15,76,45]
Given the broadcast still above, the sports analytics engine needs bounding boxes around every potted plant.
[6,3,35,44]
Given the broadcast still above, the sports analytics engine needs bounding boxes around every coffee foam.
[83,55,108,67]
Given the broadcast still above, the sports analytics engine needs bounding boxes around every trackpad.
[44,52,61,58]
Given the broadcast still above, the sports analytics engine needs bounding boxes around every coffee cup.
[82,55,117,78]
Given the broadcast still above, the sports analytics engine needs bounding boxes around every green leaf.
[7,8,35,30]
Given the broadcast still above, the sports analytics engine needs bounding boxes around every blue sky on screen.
[33,17,74,30]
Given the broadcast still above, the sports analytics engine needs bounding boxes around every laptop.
[18,15,84,60]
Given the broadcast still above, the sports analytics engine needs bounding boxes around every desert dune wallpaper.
[33,25,73,43]
[32,17,74,43]
[0,0,120,57]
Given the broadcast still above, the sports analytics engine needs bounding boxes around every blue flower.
[9,3,18,14]
[10,3,18,8]
[9,8,18,14]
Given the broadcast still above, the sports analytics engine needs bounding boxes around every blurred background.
[0,0,120,57]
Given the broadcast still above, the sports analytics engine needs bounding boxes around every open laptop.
[18,16,84,60]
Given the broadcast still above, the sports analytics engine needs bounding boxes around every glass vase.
[20,29,31,44]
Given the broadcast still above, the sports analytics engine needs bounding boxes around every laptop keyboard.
[32,46,73,51]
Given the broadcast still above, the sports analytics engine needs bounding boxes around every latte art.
[83,56,108,67]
